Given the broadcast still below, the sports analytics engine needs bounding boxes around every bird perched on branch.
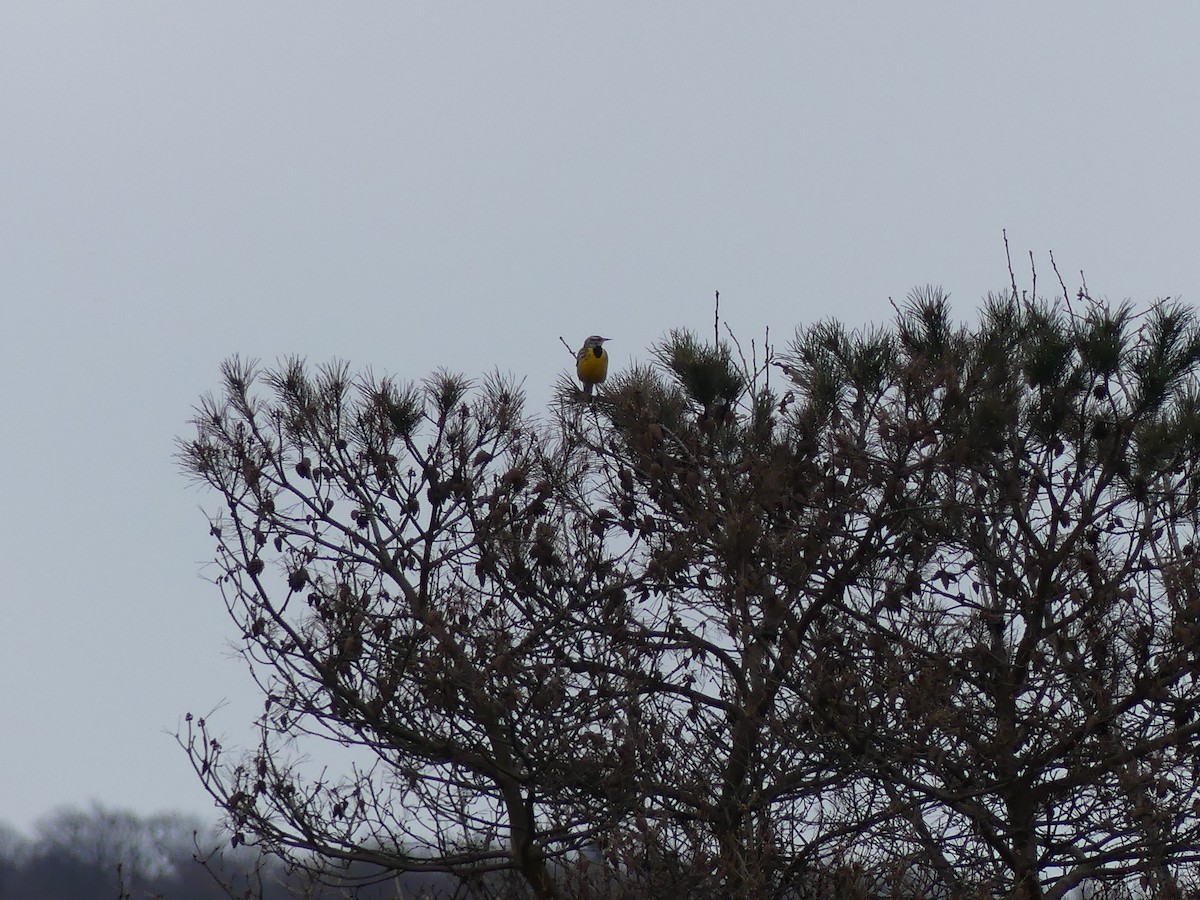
[576,335,610,397]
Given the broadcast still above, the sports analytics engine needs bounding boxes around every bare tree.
[180,288,1200,899]
[179,331,931,899]
[180,362,654,898]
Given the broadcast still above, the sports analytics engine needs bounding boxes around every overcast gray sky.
[3,3,1199,836]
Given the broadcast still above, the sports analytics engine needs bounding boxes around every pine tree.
[180,288,1200,899]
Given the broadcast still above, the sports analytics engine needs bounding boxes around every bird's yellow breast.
[577,347,609,385]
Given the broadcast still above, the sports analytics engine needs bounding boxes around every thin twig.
[764,325,771,394]
[724,321,751,380]
[1028,250,1037,306]
[1003,229,1019,300]
[1050,250,1074,319]
[714,290,720,348]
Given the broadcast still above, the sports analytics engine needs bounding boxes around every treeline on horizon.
[0,803,1159,899]
[0,803,456,900]
[1,803,899,899]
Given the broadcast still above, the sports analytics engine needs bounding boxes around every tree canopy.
[180,288,1200,900]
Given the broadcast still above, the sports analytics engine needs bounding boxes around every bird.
[576,335,610,397]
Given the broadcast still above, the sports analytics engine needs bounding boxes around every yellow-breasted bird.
[576,335,610,397]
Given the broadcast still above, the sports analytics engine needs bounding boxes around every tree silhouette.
[180,288,1200,899]
[797,293,1200,899]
